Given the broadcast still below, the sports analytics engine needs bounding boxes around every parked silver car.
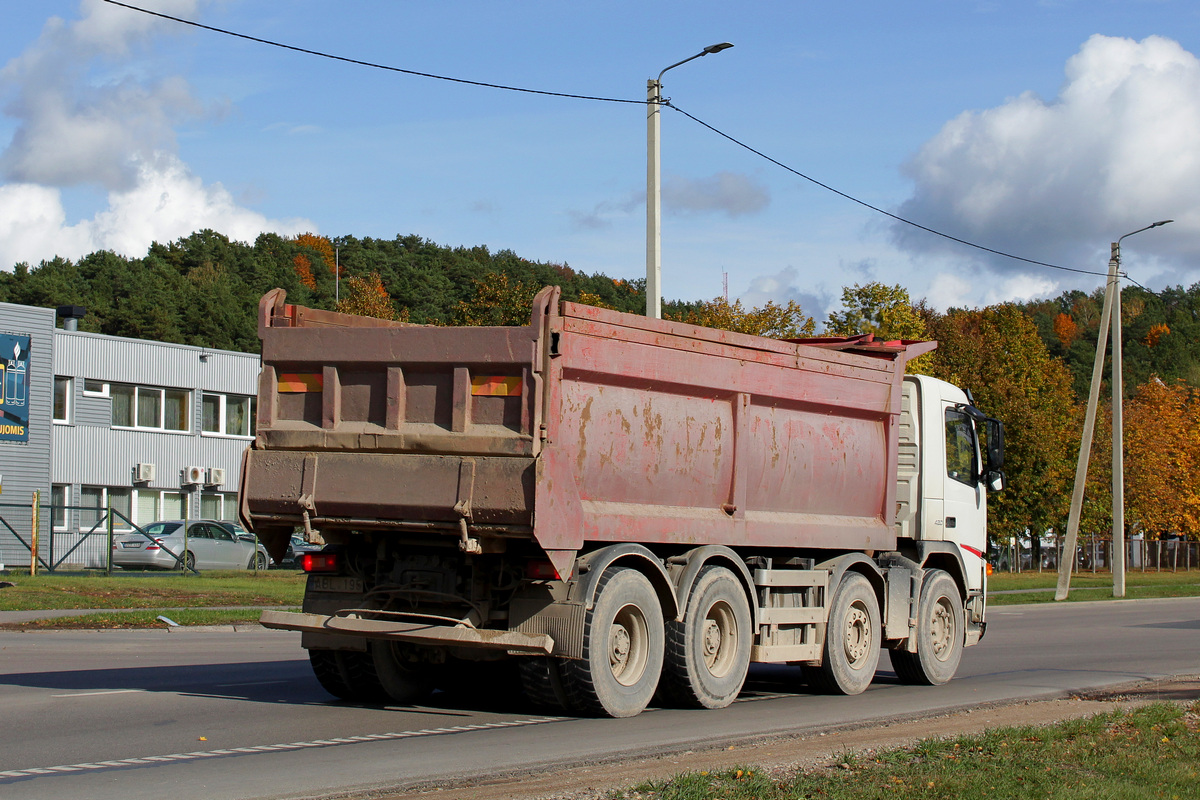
[112,519,270,571]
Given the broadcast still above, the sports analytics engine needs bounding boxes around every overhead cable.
[99,0,642,105]
[103,0,1110,279]
[665,102,1110,278]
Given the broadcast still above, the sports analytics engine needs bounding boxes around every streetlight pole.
[1111,219,1172,597]
[646,42,733,319]
[1055,219,1171,601]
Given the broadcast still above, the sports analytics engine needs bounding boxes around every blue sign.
[0,333,31,443]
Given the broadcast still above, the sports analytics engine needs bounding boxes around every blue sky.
[2,1,1199,319]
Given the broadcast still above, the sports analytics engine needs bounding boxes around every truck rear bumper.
[259,610,554,654]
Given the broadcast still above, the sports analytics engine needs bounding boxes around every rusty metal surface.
[242,450,535,525]
[259,610,554,653]
[243,287,927,561]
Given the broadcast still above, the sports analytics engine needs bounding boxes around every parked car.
[112,519,270,571]
[276,534,323,569]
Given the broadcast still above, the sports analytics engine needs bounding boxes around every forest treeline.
[4,229,1200,543]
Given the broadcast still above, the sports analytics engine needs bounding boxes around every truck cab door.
[942,406,987,570]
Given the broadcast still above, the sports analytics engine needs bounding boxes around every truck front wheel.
[658,566,751,709]
[807,572,880,695]
[891,570,964,685]
[564,566,664,718]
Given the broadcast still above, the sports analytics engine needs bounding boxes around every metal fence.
[989,534,1198,573]
[0,499,191,573]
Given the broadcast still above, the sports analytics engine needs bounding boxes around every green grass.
[617,703,1200,800]
[0,571,305,612]
[988,569,1200,605]
[4,608,268,630]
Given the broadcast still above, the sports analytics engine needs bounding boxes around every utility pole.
[1056,220,1172,601]
[646,42,733,319]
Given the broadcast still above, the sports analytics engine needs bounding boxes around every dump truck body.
[244,287,1004,717]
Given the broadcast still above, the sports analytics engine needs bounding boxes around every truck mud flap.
[260,610,554,654]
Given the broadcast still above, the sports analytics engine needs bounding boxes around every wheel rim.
[842,601,872,668]
[702,600,738,678]
[929,596,956,662]
[609,603,649,686]
[185,552,195,570]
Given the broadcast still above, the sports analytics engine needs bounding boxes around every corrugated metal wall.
[52,330,259,532]
[0,302,55,570]
[0,312,260,570]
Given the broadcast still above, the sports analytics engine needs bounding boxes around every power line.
[103,0,1110,280]
[99,1,642,105]
[664,102,1110,278]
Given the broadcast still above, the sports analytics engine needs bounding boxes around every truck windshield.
[945,409,978,485]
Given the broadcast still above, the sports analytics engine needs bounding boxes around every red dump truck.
[247,286,1004,717]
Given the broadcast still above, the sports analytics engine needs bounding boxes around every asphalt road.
[0,597,1196,800]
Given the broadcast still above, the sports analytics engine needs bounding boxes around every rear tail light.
[301,552,338,573]
[525,559,560,580]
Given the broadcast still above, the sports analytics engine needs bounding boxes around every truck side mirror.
[984,418,1005,472]
[987,470,1006,493]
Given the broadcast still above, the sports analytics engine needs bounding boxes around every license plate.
[308,576,363,593]
[121,542,142,549]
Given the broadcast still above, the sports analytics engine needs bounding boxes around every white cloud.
[663,171,769,217]
[0,154,311,267]
[0,1,313,270]
[569,170,769,231]
[737,265,833,323]
[894,34,1200,287]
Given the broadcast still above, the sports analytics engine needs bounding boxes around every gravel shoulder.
[374,674,1200,800]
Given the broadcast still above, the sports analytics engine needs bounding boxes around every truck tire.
[336,649,391,703]
[308,649,354,700]
[518,657,575,712]
[807,572,880,695]
[891,570,964,685]
[563,566,664,718]
[371,641,435,705]
[658,566,751,709]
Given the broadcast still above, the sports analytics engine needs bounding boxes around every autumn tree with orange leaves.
[335,272,405,321]
[1124,378,1200,539]
[667,296,816,339]
[923,304,1078,541]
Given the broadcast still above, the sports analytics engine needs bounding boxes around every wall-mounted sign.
[0,333,31,443]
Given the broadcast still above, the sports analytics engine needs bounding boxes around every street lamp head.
[703,42,735,55]
[1150,219,1174,228]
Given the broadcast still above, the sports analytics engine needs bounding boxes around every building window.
[53,377,72,423]
[83,379,109,397]
[80,486,133,530]
[202,392,256,437]
[134,489,186,525]
[201,492,238,521]
[109,383,190,432]
[51,484,69,529]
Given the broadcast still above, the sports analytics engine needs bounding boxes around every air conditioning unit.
[134,463,156,482]
[206,467,226,486]
[183,465,205,485]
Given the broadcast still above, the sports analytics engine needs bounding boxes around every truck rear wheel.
[336,649,390,703]
[518,657,575,712]
[564,566,664,718]
[658,566,751,709]
[371,641,435,705]
[891,570,964,685]
[308,649,354,699]
[307,648,389,703]
[807,572,880,695]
